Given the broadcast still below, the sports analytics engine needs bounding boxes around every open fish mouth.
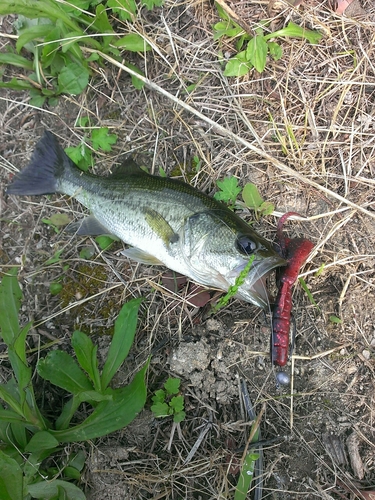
[231,255,287,308]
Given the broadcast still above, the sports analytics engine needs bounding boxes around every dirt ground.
[1,0,375,498]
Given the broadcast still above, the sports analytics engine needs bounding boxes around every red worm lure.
[272,213,314,385]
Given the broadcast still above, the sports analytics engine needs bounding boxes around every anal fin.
[121,247,164,266]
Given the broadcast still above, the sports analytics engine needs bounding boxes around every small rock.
[362,349,371,360]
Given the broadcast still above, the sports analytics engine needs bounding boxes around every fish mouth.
[231,254,286,308]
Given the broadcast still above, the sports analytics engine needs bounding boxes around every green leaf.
[41,26,61,67]
[234,452,259,500]
[0,0,83,33]
[151,389,165,404]
[71,330,101,391]
[50,362,148,442]
[0,450,23,500]
[315,263,325,277]
[173,410,185,423]
[141,0,163,9]
[54,395,80,431]
[0,52,34,70]
[63,465,81,480]
[68,450,86,472]
[242,183,263,209]
[101,298,142,390]
[151,401,169,417]
[265,21,322,44]
[268,41,283,61]
[298,277,320,311]
[0,78,35,91]
[124,61,145,90]
[7,349,31,400]
[79,246,95,260]
[169,395,184,413]
[44,249,63,265]
[13,319,31,368]
[24,430,59,453]
[65,143,92,172]
[164,377,180,395]
[50,282,63,295]
[0,383,23,416]
[107,0,136,21]
[92,4,114,34]
[16,24,54,53]
[95,235,117,250]
[158,166,167,177]
[37,350,94,394]
[114,34,151,52]
[0,409,27,425]
[246,35,268,73]
[0,268,22,345]
[212,255,255,312]
[57,62,89,95]
[213,21,243,40]
[223,51,252,77]
[27,479,86,500]
[10,422,28,449]
[29,93,47,108]
[214,176,241,205]
[329,315,342,324]
[258,201,274,216]
[91,127,117,152]
[46,213,71,227]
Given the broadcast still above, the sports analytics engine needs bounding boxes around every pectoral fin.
[67,215,112,236]
[121,247,164,265]
[144,208,179,246]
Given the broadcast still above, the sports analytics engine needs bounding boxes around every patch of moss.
[59,263,117,335]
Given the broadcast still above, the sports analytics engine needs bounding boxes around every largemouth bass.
[7,131,286,308]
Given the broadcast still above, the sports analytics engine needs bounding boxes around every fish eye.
[236,235,257,255]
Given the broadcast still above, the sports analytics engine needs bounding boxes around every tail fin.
[7,130,75,196]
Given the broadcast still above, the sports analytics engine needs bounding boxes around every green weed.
[213,5,322,77]
[214,176,274,217]
[151,377,186,423]
[65,120,118,171]
[42,213,71,234]
[0,268,148,499]
[298,277,320,312]
[329,315,342,324]
[212,255,255,312]
[0,0,162,105]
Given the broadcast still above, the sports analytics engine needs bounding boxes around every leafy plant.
[42,213,71,233]
[298,277,320,312]
[0,0,162,105]
[242,183,274,218]
[214,176,242,208]
[213,5,322,77]
[214,176,274,217]
[151,377,186,423]
[212,254,255,312]
[0,268,148,499]
[65,120,118,171]
[234,394,262,500]
[329,315,342,324]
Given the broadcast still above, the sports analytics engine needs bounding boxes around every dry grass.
[1,0,375,498]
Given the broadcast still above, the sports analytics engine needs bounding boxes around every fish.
[7,131,286,308]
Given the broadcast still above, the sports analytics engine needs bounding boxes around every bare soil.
[1,0,375,498]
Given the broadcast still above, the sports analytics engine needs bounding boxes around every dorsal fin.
[109,158,148,178]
